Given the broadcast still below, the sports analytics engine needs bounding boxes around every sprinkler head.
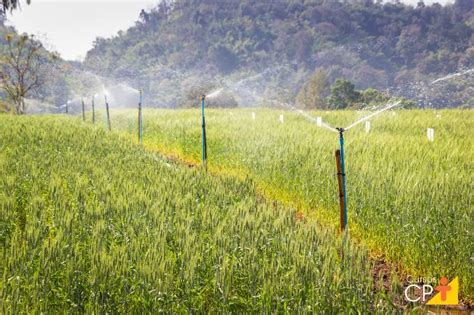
[337,127,345,133]
[201,95,206,101]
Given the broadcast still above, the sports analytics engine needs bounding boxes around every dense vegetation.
[0,116,400,312]
[84,0,473,108]
[105,107,473,301]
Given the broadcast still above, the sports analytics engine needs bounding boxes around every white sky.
[6,0,157,61]
[6,0,454,61]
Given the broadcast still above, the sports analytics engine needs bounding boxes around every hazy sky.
[6,0,454,61]
[6,0,157,61]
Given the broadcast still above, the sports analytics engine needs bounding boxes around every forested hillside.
[83,0,473,108]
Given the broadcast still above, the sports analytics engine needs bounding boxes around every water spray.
[344,100,401,131]
[104,94,111,131]
[201,95,208,171]
[138,90,143,144]
[430,68,474,85]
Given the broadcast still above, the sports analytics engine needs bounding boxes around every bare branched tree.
[0,34,48,114]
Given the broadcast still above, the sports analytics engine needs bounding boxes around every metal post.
[138,90,143,143]
[201,95,207,171]
[81,98,85,122]
[335,150,345,232]
[92,96,95,125]
[337,128,348,231]
[105,95,111,131]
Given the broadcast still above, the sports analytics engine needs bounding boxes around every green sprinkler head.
[201,94,206,101]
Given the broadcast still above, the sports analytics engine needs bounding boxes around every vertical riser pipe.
[81,99,85,122]
[339,131,348,231]
[138,90,143,144]
[105,96,111,131]
[335,150,345,233]
[201,95,207,171]
[92,97,95,125]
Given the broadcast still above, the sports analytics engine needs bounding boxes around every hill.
[83,0,473,108]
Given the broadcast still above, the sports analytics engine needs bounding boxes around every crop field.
[107,108,473,302]
[0,116,400,313]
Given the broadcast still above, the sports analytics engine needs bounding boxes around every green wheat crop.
[0,115,398,313]
[108,108,474,301]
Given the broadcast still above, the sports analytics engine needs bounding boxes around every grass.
[0,115,399,313]
[107,107,473,301]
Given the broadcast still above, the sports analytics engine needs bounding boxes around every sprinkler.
[201,94,207,171]
[81,98,85,122]
[335,127,348,232]
[104,94,111,131]
[138,90,143,144]
[291,100,402,234]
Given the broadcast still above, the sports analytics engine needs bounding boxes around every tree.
[327,79,360,109]
[296,69,329,109]
[81,0,473,109]
[361,88,389,106]
[1,0,30,14]
[210,45,240,74]
[0,34,50,114]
